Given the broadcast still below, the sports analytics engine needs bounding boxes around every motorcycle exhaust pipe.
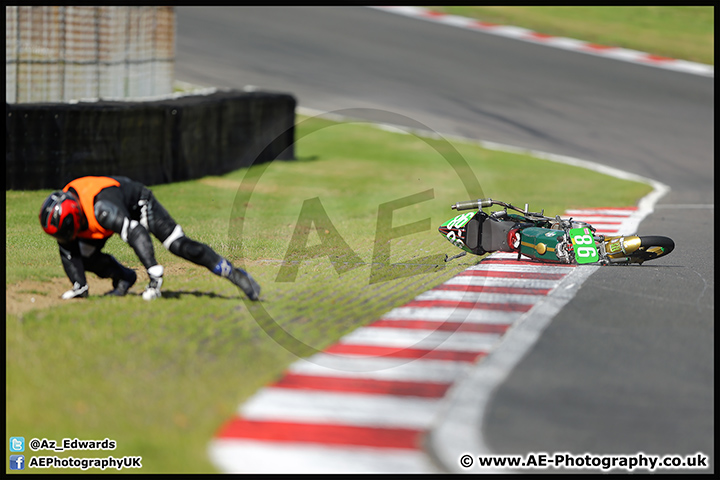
[604,236,642,258]
[452,198,494,211]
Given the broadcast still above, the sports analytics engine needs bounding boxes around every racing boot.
[229,267,261,301]
[214,258,260,301]
[105,267,137,296]
[142,265,164,301]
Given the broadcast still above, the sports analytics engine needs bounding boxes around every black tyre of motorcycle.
[630,236,675,263]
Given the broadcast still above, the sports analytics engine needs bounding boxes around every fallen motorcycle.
[439,198,674,265]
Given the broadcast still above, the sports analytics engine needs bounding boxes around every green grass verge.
[428,6,714,66]
[5,114,652,473]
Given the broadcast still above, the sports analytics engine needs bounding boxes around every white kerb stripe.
[465,264,571,273]
[240,388,444,429]
[414,290,543,305]
[339,327,502,351]
[382,307,523,324]
[288,354,473,383]
[441,276,561,289]
[208,439,440,473]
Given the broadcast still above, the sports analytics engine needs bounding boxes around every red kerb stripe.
[479,258,574,267]
[272,373,452,398]
[568,220,623,224]
[404,300,532,311]
[525,32,555,40]
[369,318,511,334]
[583,43,617,51]
[421,10,444,18]
[459,270,566,280]
[433,284,551,295]
[216,418,423,449]
[643,54,675,62]
[474,20,499,28]
[325,343,485,362]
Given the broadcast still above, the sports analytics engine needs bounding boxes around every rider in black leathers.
[39,175,260,301]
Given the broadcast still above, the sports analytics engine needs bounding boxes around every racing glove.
[142,264,164,301]
[61,282,89,299]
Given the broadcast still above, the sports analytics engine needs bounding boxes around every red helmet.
[39,190,83,242]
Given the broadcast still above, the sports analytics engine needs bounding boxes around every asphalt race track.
[175,7,713,472]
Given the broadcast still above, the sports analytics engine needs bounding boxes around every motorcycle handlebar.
[451,198,548,220]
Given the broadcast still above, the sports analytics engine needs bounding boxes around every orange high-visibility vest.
[64,176,121,240]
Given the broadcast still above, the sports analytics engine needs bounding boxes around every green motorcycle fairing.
[438,211,476,253]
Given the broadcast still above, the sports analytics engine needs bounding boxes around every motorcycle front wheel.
[626,236,675,264]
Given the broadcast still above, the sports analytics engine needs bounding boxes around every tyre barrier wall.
[6,90,296,190]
